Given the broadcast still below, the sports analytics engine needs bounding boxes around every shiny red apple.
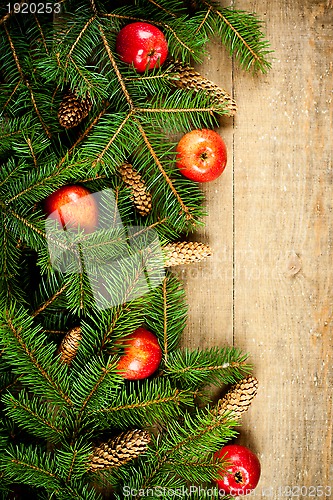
[44,184,98,233]
[176,129,227,182]
[116,327,162,380]
[215,444,261,496]
[116,22,168,73]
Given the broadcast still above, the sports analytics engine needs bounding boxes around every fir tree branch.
[94,390,185,428]
[91,378,192,428]
[79,174,107,183]
[66,449,78,483]
[90,0,97,15]
[165,458,223,484]
[32,283,69,318]
[2,24,23,79]
[73,360,122,414]
[145,0,178,17]
[2,203,76,260]
[26,80,52,138]
[3,78,23,109]
[101,305,139,350]
[1,310,72,407]
[79,301,144,357]
[0,160,21,188]
[162,278,169,360]
[44,329,67,335]
[33,14,49,55]
[0,129,22,140]
[26,137,38,168]
[98,24,134,109]
[1,222,18,279]
[197,1,272,73]
[2,203,45,241]
[164,346,250,389]
[6,319,70,405]
[3,23,51,137]
[92,110,134,168]
[124,67,171,85]
[135,120,193,221]
[65,16,97,70]
[3,109,108,206]
[56,105,109,170]
[99,393,180,414]
[1,444,96,500]
[135,409,237,496]
[54,442,94,485]
[209,4,261,66]
[144,273,187,361]
[7,457,59,482]
[68,55,95,89]
[3,392,65,442]
[194,5,213,35]
[0,374,22,395]
[137,105,217,114]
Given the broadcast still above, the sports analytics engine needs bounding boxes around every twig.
[31,283,69,318]
[201,0,263,67]
[26,138,38,168]
[99,25,134,109]
[135,120,193,220]
[0,0,25,25]
[92,111,134,168]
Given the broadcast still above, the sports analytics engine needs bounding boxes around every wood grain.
[181,0,333,495]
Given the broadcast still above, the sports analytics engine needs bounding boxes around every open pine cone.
[58,326,82,365]
[163,241,212,267]
[118,163,152,216]
[218,375,258,420]
[89,429,151,471]
[58,89,92,129]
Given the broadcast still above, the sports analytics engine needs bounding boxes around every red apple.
[215,444,261,496]
[175,129,227,182]
[116,327,162,380]
[116,22,168,73]
[44,184,98,233]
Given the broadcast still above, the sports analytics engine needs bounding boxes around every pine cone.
[89,429,151,471]
[58,89,92,129]
[171,63,237,116]
[163,241,212,267]
[58,326,82,365]
[217,375,258,420]
[118,163,152,216]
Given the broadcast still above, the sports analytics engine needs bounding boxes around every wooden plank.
[180,0,333,495]
[229,0,333,495]
[179,40,235,350]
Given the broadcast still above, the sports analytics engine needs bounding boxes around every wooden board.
[181,0,333,495]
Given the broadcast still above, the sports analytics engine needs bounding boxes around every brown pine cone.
[58,326,82,365]
[170,62,237,116]
[58,89,92,129]
[89,429,151,471]
[217,375,258,420]
[163,241,212,267]
[118,163,152,216]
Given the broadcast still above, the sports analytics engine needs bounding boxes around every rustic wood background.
[178,0,332,496]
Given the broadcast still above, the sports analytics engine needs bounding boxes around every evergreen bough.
[0,0,271,498]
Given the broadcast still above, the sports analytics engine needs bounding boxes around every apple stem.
[235,471,244,484]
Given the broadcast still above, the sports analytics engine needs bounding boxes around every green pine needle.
[164,345,251,389]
